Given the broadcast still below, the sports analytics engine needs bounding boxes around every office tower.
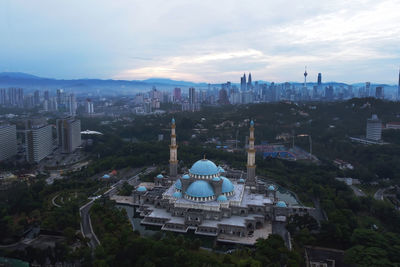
[68,93,76,116]
[43,100,49,111]
[375,86,384,99]
[247,73,252,90]
[173,88,181,102]
[312,85,318,99]
[317,73,322,87]
[365,82,371,97]
[218,88,230,105]
[34,90,40,106]
[25,124,53,163]
[44,90,50,101]
[240,73,247,91]
[86,99,94,114]
[366,114,382,141]
[56,89,63,105]
[0,89,6,105]
[0,124,17,161]
[303,66,308,88]
[325,86,334,100]
[49,97,58,111]
[57,117,82,153]
[189,87,196,105]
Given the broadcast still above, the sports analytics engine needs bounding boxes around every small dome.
[212,177,221,182]
[268,185,276,191]
[221,177,234,193]
[250,120,254,126]
[276,201,287,207]
[102,174,110,179]
[189,159,219,176]
[156,174,164,179]
[175,179,182,190]
[172,191,182,198]
[218,166,225,173]
[217,195,228,202]
[172,117,175,124]
[182,174,190,179]
[137,186,147,192]
[239,178,245,183]
[185,180,215,198]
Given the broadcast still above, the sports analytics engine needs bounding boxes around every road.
[374,186,393,201]
[350,185,366,197]
[79,166,155,250]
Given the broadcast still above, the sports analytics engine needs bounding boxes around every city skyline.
[1,0,399,84]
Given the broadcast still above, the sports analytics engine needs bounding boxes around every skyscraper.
[57,117,82,153]
[0,124,17,161]
[34,90,40,106]
[317,73,322,87]
[366,114,382,141]
[173,88,181,102]
[86,99,94,114]
[26,124,53,163]
[375,86,384,99]
[189,87,196,105]
[68,93,76,116]
[240,73,247,91]
[365,82,371,97]
[247,73,252,90]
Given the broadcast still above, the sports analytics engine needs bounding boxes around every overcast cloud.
[1,0,399,83]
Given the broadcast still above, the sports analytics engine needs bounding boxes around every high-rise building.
[0,89,6,105]
[44,90,50,101]
[317,73,322,87]
[68,94,76,116]
[375,86,384,99]
[218,88,230,105]
[173,88,181,102]
[247,73,252,90]
[26,124,53,163]
[189,87,196,105]
[240,73,247,91]
[57,117,82,153]
[365,82,371,97]
[34,90,40,106]
[366,114,382,141]
[0,124,17,161]
[86,99,94,114]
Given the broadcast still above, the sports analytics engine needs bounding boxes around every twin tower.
[169,118,256,186]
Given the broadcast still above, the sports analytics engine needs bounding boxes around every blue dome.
[182,174,190,179]
[217,195,228,202]
[172,191,182,198]
[218,166,225,173]
[137,186,147,192]
[171,117,175,124]
[190,159,219,176]
[268,185,276,191]
[276,201,287,207]
[185,180,215,198]
[175,179,182,190]
[156,174,164,179]
[221,177,234,193]
[239,178,245,183]
[212,177,221,182]
[102,174,110,179]
[250,120,254,126]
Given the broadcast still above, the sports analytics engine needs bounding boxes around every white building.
[0,125,17,161]
[26,124,53,163]
[366,114,382,141]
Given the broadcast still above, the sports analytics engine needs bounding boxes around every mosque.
[133,119,314,243]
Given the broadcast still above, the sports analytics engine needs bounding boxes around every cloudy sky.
[1,0,399,83]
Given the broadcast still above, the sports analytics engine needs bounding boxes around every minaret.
[169,118,178,178]
[398,68,400,101]
[303,66,308,88]
[246,120,256,187]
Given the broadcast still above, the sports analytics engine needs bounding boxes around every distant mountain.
[142,78,208,87]
[0,72,43,79]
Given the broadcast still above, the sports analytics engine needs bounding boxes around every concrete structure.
[246,120,256,189]
[57,117,81,153]
[366,114,382,141]
[0,125,17,161]
[133,120,314,244]
[169,118,178,177]
[26,124,53,163]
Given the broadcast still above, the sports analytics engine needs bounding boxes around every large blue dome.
[190,159,219,176]
[185,180,215,198]
[221,177,234,193]
[175,179,182,190]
